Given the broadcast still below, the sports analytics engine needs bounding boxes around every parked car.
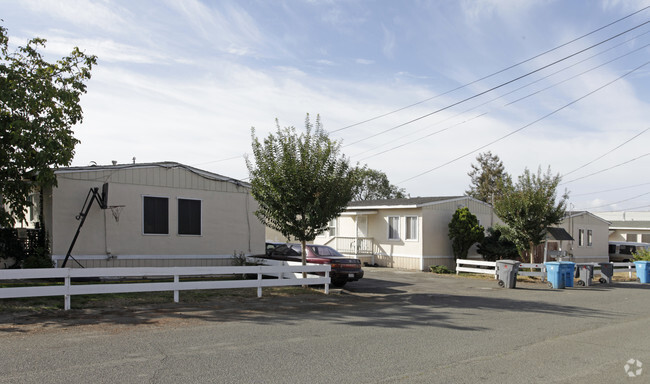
[609,241,650,262]
[264,243,364,287]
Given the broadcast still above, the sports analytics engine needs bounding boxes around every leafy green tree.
[246,114,357,266]
[633,247,650,261]
[466,151,511,203]
[494,167,568,263]
[352,167,407,201]
[477,227,519,261]
[0,25,96,227]
[448,207,485,260]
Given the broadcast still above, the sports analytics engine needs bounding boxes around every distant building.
[595,211,650,243]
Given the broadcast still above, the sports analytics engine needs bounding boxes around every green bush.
[633,248,650,261]
[430,265,452,274]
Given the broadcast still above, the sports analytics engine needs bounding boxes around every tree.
[0,25,96,227]
[466,151,511,203]
[246,114,357,266]
[493,166,568,263]
[477,227,519,261]
[448,207,485,260]
[352,167,407,201]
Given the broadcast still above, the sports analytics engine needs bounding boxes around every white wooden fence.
[455,259,637,279]
[0,265,331,311]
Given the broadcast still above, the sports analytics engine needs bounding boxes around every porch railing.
[332,237,375,256]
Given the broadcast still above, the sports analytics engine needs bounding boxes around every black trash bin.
[598,262,614,284]
[496,260,520,288]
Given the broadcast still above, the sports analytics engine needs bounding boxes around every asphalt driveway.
[1,267,649,383]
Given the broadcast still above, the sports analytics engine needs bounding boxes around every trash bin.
[633,261,650,283]
[545,262,564,289]
[598,262,613,284]
[496,260,520,288]
[560,261,575,288]
[575,263,594,286]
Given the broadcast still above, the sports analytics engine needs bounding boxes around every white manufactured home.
[312,196,497,270]
[39,162,264,268]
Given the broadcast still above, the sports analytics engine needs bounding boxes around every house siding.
[46,165,264,268]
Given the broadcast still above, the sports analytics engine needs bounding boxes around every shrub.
[430,265,452,274]
[633,248,650,261]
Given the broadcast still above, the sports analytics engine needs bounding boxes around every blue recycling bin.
[633,261,650,283]
[545,262,564,289]
[561,261,575,288]
[545,261,575,289]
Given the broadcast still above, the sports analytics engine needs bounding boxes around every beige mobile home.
[313,196,496,271]
[40,162,264,267]
[560,211,610,263]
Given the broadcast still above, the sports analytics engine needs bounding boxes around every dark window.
[143,196,169,234]
[178,199,201,235]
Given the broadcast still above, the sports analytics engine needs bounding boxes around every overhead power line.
[571,181,650,197]
[582,191,650,210]
[561,127,650,178]
[397,60,650,185]
[332,5,650,133]
[354,39,650,162]
[342,20,650,148]
[562,152,650,185]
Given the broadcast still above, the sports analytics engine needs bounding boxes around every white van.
[608,241,650,262]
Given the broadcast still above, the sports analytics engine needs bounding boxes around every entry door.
[356,215,368,237]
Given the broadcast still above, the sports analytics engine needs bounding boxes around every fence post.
[174,274,179,303]
[324,270,330,295]
[257,273,262,298]
[64,274,71,311]
[629,264,633,279]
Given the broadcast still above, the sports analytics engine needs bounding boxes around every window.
[587,229,593,246]
[578,229,584,246]
[178,198,201,235]
[388,216,400,240]
[328,219,337,237]
[143,196,169,234]
[405,216,418,241]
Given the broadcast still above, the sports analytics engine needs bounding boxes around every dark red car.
[265,243,364,287]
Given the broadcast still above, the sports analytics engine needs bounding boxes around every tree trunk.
[529,242,535,264]
[301,239,307,282]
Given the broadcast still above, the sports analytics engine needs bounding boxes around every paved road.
[1,268,649,383]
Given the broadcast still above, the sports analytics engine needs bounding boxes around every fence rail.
[0,265,331,310]
[455,259,637,280]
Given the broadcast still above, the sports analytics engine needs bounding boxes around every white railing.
[455,259,496,276]
[0,265,331,311]
[612,262,636,278]
[456,259,638,280]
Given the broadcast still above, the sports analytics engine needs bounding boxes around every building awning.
[546,227,573,241]
[341,210,378,216]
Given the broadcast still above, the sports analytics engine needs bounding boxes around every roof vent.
[112,160,117,166]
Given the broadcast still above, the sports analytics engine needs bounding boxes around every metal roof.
[347,196,483,209]
[55,161,250,187]
[546,227,574,241]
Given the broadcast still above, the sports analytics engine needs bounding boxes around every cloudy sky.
[2,0,650,212]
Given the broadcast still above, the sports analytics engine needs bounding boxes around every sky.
[2,0,650,213]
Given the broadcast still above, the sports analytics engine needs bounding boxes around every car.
[609,241,650,262]
[264,242,364,287]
